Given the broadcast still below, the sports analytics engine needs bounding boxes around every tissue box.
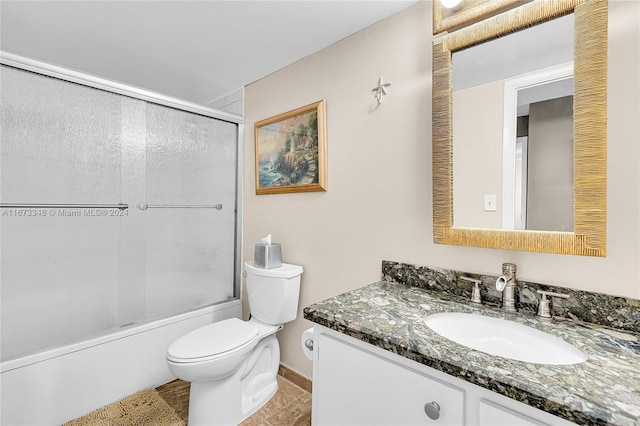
[254,243,282,269]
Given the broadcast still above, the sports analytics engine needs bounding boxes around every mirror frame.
[433,0,529,35]
[432,0,607,256]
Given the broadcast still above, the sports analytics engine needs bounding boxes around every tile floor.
[156,376,312,426]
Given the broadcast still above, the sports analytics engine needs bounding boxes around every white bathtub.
[0,300,242,425]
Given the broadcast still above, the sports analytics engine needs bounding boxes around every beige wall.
[243,0,640,379]
[453,80,503,228]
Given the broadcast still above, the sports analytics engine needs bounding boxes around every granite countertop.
[303,281,640,426]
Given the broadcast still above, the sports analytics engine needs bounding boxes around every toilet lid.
[167,318,259,361]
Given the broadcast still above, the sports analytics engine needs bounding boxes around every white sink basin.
[424,312,587,365]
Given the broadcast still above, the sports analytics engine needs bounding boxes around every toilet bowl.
[166,262,303,425]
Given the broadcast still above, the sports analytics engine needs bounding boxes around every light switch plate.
[484,194,497,212]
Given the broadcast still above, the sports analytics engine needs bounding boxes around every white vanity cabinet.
[478,400,549,426]
[312,326,578,426]
[313,331,465,425]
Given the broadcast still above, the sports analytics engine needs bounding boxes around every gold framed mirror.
[432,0,607,256]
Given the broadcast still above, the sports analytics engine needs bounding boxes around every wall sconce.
[440,0,462,11]
[440,0,462,10]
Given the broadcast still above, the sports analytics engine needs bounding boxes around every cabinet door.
[315,333,465,425]
[479,400,549,426]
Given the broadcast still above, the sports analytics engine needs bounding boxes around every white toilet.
[166,262,303,425]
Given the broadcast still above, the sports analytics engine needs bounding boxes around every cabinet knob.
[424,401,441,420]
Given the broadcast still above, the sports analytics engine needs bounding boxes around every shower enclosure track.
[1,202,129,209]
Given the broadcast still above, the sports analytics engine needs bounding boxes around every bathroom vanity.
[304,272,640,425]
[313,326,576,426]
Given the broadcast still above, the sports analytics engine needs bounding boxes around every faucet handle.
[460,277,482,304]
[536,290,569,318]
[459,276,480,285]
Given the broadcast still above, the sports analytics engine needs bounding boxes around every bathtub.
[0,299,242,425]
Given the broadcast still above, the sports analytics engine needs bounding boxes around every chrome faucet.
[496,263,517,312]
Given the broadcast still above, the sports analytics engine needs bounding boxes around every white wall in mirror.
[452,13,574,90]
[453,80,503,229]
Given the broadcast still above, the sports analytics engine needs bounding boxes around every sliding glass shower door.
[0,65,239,361]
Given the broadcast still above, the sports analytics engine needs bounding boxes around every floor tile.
[255,376,306,419]
[238,413,272,426]
[157,375,311,426]
[264,393,312,426]
[156,379,190,422]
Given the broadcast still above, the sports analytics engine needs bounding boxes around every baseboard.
[278,364,312,393]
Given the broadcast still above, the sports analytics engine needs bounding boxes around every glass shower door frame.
[0,50,244,306]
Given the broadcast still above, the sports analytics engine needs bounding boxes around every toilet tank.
[245,262,303,325]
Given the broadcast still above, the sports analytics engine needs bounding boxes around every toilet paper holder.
[301,327,315,360]
[304,338,314,351]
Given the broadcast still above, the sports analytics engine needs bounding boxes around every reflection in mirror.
[452,14,574,231]
[509,71,574,231]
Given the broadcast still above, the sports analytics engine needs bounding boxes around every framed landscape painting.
[254,100,327,194]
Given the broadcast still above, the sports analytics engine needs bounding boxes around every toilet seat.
[167,318,260,364]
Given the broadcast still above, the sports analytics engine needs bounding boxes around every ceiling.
[0,1,417,106]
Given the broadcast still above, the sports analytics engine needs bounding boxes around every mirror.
[433,0,607,256]
[452,14,574,232]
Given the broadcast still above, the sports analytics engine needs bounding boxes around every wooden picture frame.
[254,100,327,195]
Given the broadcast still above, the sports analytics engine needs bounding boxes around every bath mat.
[63,388,186,426]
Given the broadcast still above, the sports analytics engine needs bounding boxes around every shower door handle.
[138,203,223,210]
